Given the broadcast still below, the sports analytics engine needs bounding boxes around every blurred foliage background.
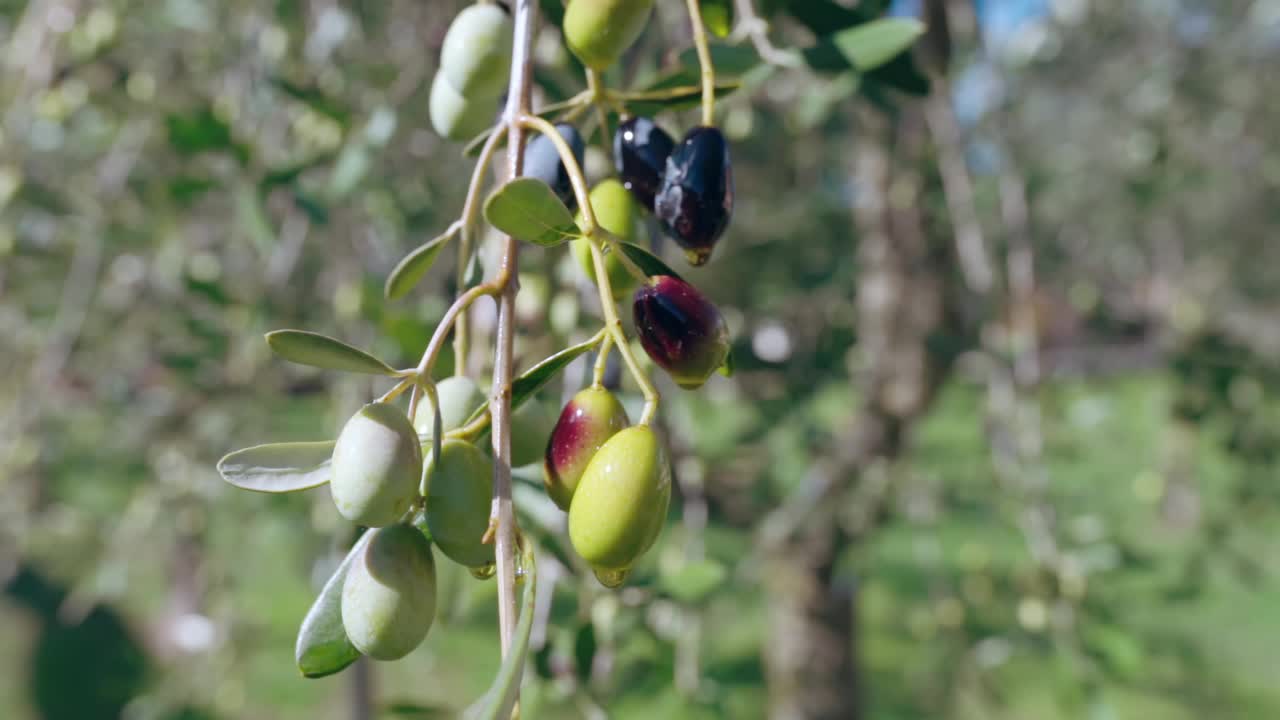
[3,0,1280,718]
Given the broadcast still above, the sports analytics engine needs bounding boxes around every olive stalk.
[586,69,613,156]
[592,332,614,386]
[684,0,717,126]
[407,282,499,423]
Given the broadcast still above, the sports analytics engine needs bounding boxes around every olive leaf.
[385,226,457,300]
[266,329,399,375]
[699,0,735,38]
[462,548,536,720]
[617,241,682,281]
[295,531,371,678]
[828,18,925,72]
[217,441,335,493]
[460,335,600,430]
[483,178,580,247]
[623,77,742,117]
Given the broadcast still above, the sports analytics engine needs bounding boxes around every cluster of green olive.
[430,3,513,141]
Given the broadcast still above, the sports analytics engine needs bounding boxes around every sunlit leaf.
[295,532,370,678]
[385,228,457,300]
[217,441,335,493]
[483,178,579,247]
[265,330,399,375]
[700,0,735,37]
[617,242,682,281]
[828,18,925,72]
[462,548,536,720]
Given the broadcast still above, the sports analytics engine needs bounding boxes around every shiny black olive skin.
[524,122,585,210]
[632,275,730,390]
[613,116,675,211]
[654,126,733,266]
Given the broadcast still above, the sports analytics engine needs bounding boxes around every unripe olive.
[441,4,513,99]
[633,275,730,390]
[423,439,494,568]
[568,426,671,574]
[573,179,642,299]
[510,400,554,468]
[330,403,423,527]
[655,126,734,266]
[413,376,486,438]
[524,122,586,211]
[429,73,496,142]
[340,524,436,660]
[614,116,675,211]
[543,387,629,510]
[562,0,654,71]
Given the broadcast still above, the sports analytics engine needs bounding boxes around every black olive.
[523,122,585,210]
[613,116,675,212]
[653,126,732,266]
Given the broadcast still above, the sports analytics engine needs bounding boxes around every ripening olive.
[423,439,494,568]
[429,73,496,142]
[524,122,585,211]
[441,4,513,99]
[562,0,654,71]
[654,126,734,266]
[340,524,436,660]
[573,179,642,298]
[330,403,423,527]
[633,275,730,390]
[568,426,671,574]
[413,376,486,438]
[510,400,554,468]
[543,387,629,510]
[614,116,675,211]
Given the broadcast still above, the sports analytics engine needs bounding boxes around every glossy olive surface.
[340,524,436,660]
[440,4,512,99]
[633,275,730,390]
[423,439,494,568]
[574,179,642,298]
[428,73,495,142]
[567,426,671,573]
[524,122,586,210]
[543,387,630,510]
[563,0,654,71]
[413,376,486,438]
[330,403,423,527]
[654,126,734,265]
[613,116,675,211]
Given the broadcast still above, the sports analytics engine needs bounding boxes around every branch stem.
[586,234,659,424]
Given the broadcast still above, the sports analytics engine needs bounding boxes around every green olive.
[423,439,494,568]
[413,376,487,438]
[543,387,630,510]
[441,4,513,99]
[510,400,554,468]
[340,524,436,660]
[429,73,495,142]
[574,179,641,299]
[568,425,670,574]
[330,403,422,527]
[562,0,654,71]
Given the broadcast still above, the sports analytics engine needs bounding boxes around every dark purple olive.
[654,126,733,266]
[524,122,585,210]
[633,275,730,390]
[613,116,675,211]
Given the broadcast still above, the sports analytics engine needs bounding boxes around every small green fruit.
[414,376,487,438]
[330,403,422,527]
[341,524,436,660]
[543,387,630,510]
[568,425,670,574]
[563,0,654,71]
[429,73,495,142]
[441,4,513,99]
[510,400,554,468]
[574,179,641,299]
[424,439,494,568]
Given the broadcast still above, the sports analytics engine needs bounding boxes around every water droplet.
[469,562,496,580]
[593,567,630,588]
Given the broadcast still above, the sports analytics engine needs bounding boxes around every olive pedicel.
[573,179,643,299]
[633,275,730,390]
[563,0,654,70]
[543,386,630,510]
[523,122,586,210]
[340,524,437,660]
[423,439,496,568]
[614,116,675,211]
[440,4,513,99]
[330,403,423,527]
[654,126,734,266]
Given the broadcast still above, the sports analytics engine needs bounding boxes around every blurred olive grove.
[3,0,1280,718]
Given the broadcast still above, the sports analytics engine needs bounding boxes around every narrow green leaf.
[463,549,536,720]
[385,228,457,300]
[461,336,600,429]
[217,441,335,493]
[624,77,742,117]
[617,242,682,281]
[483,178,579,247]
[296,532,370,678]
[829,18,925,72]
[266,330,398,375]
[699,0,735,38]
